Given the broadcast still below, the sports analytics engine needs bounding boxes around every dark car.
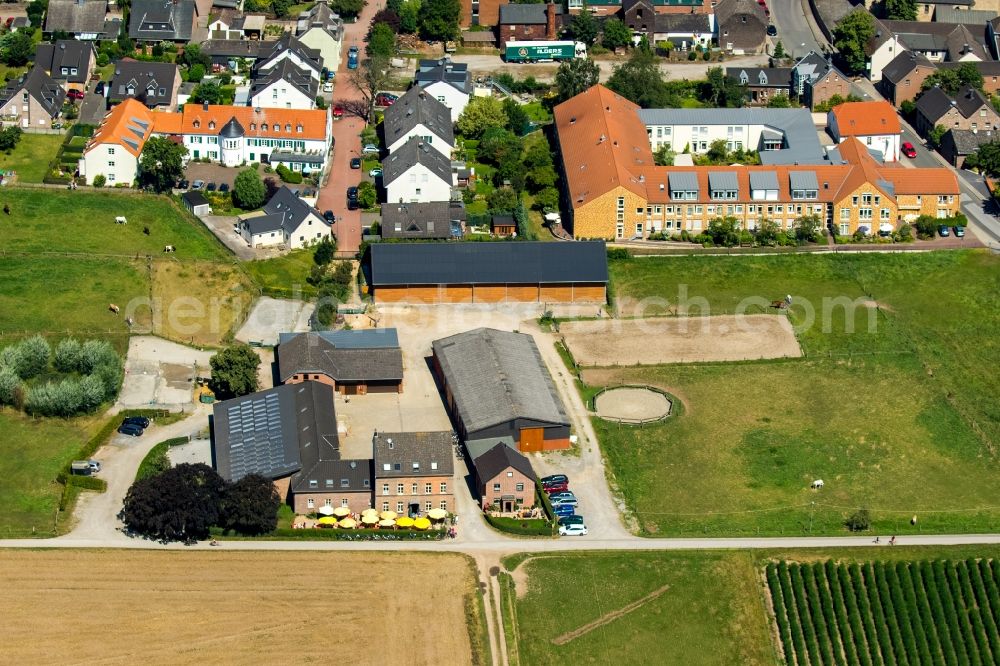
[766,24,777,36]
[541,474,569,485]
[347,186,359,210]
[901,141,917,159]
[323,210,335,223]
[558,514,585,526]
[117,423,144,437]
[552,503,576,517]
[123,416,151,428]
[953,225,965,237]
[938,225,951,237]
[350,157,362,169]
[178,179,189,190]
[94,81,105,95]
[206,182,218,192]
[219,183,230,193]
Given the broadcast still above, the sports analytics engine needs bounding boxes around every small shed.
[182,190,211,217]
[491,215,516,236]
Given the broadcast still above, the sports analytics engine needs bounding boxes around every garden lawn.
[0,133,65,183]
[0,188,229,260]
[502,551,775,665]
[594,251,1000,536]
[244,249,318,299]
[0,409,98,535]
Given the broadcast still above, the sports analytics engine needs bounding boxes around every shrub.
[54,338,82,372]
[16,335,51,379]
[0,367,21,405]
[845,507,871,531]
[275,163,303,184]
[92,174,106,188]
[687,50,697,60]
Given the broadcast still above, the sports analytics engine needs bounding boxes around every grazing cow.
[163,245,175,253]
[3,204,9,215]
[125,317,134,327]
[811,479,824,490]
[108,304,120,314]
[115,216,127,225]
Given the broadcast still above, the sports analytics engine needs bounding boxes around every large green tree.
[139,137,187,192]
[219,474,280,535]
[833,10,875,76]
[0,31,33,66]
[555,57,600,101]
[606,50,675,108]
[420,0,461,41]
[601,17,632,50]
[349,55,391,121]
[208,344,260,400]
[367,22,396,59]
[456,96,507,139]
[701,67,747,107]
[233,168,266,209]
[503,98,530,136]
[922,62,983,95]
[569,10,598,46]
[121,464,227,541]
[963,140,1000,176]
[190,82,226,104]
[884,0,916,20]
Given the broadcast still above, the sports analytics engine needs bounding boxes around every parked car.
[953,225,965,237]
[323,82,333,93]
[192,179,205,189]
[323,210,335,223]
[347,46,359,69]
[901,141,917,159]
[219,183,230,193]
[117,423,144,437]
[558,514,585,526]
[549,493,578,507]
[369,167,382,178]
[559,523,588,536]
[123,416,151,428]
[551,503,576,517]
[938,225,951,237]
[333,105,344,118]
[362,144,380,155]
[350,157,362,169]
[88,460,102,473]
[178,179,189,190]
[67,89,84,100]
[541,474,569,485]
[766,24,777,36]
[94,81,105,95]
[543,482,569,494]
[206,182,218,192]
[347,186,359,210]
[375,92,398,107]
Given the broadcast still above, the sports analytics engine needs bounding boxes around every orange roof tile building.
[78,99,155,186]
[554,85,959,239]
[828,100,903,161]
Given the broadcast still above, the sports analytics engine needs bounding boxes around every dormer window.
[261,123,268,131]
[296,124,303,133]
[126,85,135,95]
[193,120,200,128]
[208,120,216,130]
[285,123,291,132]
[250,123,256,130]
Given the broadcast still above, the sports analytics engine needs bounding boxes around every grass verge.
[0,133,65,182]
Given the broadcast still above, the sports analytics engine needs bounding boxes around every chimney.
[546,1,557,40]
[203,100,209,110]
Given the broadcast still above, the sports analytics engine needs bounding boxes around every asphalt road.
[769,0,823,59]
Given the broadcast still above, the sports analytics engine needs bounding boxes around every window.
[862,193,872,205]
[852,196,858,206]
[425,501,433,511]
[397,483,404,495]
[859,208,873,220]
[493,483,501,492]
[411,482,418,494]
[309,479,317,488]
[431,462,438,470]
[341,499,349,507]
[515,483,524,492]
[440,482,447,493]
[307,498,314,508]
[108,147,115,155]
[440,500,448,510]
[340,478,349,488]
[397,502,404,513]
[711,189,737,200]
[382,501,389,511]
[507,471,513,477]
[108,174,115,182]
[324,498,332,506]
[839,222,849,235]
[840,208,849,220]
[412,462,420,471]
[107,161,115,167]
[938,195,954,204]
[791,189,817,200]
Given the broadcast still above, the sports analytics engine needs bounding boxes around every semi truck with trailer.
[504,41,587,63]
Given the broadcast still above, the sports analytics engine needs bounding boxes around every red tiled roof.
[831,101,901,137]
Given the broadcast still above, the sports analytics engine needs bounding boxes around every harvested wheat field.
[560,315,801,366]
[151,261,256,347]
[0,550,486,665]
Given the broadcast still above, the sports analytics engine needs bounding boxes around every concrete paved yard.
[168,438,212,467]
[235,297,313,346]
[117,336,214,412]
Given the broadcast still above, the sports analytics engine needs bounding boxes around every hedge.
[484,514,555,537]
[135,436,189,482]
[216,527,445,541]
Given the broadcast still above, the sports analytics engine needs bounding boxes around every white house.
[295,0,343,71]
[78,98,154,186]
[249,59,318,110]
[828,100,902,162]
[382,87,454,157]
[866,18,987,82]
[383,136,455,203]
[237,185,330,249]
[255,33,323,81]
[414,59,471,122]
[153,103,332,172]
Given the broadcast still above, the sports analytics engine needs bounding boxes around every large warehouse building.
[362,241,608,304]
[432,328,572,452]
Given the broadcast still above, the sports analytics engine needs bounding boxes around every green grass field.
[591,251,1000,537]
[0,409,99,536]
[501,545,1000,666]
[0,133,65,183]
[0,188,229,260]
[244,249,318,298]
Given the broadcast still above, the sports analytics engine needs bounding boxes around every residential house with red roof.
[828,100,903,161]
[78,98,154,186]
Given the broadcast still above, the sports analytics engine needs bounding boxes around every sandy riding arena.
[1,550,483,665]
[561,315,801,365]
[595,387,672,422]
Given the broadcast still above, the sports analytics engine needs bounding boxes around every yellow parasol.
[413,517,432,530]
[332,506,351,518]
[396,516,415,528]
[317,516,338,525]
[339,517,357,528]
[361,508,379,517]
[379,510,397,520]
[427,508,448,520]
[361,514,379,525]
[378,518,396,527]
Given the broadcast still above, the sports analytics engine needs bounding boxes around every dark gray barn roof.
[211,382,337,482]
[182,190,210,207]
[276,331,404,383]
[432,328,570,434]
[373,431,455,478]
[366,240,608,286]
